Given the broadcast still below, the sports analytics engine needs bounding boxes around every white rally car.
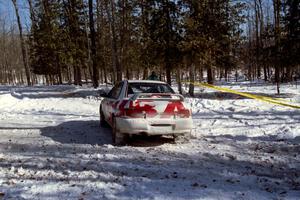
[99,80,193,144]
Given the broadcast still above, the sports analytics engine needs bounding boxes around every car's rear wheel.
[173,131,191,143]
[100,107,107,127]
[112,117,127,145]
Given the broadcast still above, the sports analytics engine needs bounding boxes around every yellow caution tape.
[184,81,300,109]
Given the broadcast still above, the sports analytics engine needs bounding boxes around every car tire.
[173,132,191,144]
[112,117,127,145]
[100,107,107,127]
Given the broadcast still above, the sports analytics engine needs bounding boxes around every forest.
[0,0,299,95]
[1,2,300,198]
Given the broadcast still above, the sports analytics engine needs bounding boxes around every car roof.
[127,80,168,84]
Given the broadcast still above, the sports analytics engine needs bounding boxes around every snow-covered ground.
[0,82,299,200]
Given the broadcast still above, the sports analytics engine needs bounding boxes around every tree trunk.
[11,0,31,86]
[263,65,268,81]
[105,0,122,82]
[166,65,172,85]
[96,0,107,84]
[56,54,62,84]
[258,0,267,81]
[76,65,82,86]
[188,58,195,97]
[126,67,130,79]
[273,0,281,94]
[207,66,214,84]
[176,67,182,94]
[73,66,78,85]
[89,0,99,88]
[254,0,261,79]
[143,67,148,79]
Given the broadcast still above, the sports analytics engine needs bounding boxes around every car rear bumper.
[116,117,193,136]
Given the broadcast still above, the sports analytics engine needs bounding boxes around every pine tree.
[283,0,300,69]
[143,0,182,85]
[29,0,62,84]
[61,0,88,85]
[181,0,245,92]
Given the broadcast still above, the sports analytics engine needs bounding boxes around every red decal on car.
[120,100,158,118]
[162,101,190,118]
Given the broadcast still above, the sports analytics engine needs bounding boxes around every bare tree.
[11,0,31,85]
[27,0,36,28]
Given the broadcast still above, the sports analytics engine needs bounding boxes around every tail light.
[173,109,191,118]
[123,100,149,118]
[122,98,191,119]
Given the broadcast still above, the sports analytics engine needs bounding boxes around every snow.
[0,82,300,199]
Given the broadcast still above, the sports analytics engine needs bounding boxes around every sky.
[0,0,30,31]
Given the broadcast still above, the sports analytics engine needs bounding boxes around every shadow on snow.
[40,120,174,147]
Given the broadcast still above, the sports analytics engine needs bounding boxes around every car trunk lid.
[122,93,191,119]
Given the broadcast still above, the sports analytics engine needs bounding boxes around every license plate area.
[150,123,175,132]
[150,124,172,127]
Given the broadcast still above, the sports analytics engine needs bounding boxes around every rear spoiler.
[129,93,184,101]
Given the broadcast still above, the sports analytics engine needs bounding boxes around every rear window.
[127,82,175,95]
